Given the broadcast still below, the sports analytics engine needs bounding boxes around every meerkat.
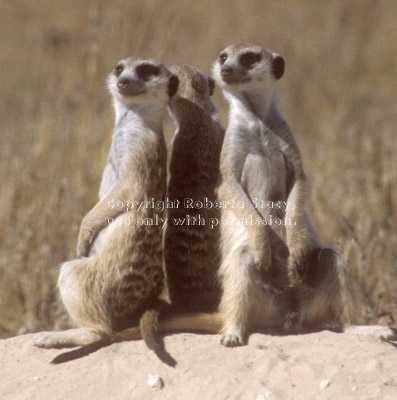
[212,43,356,346]
[165,64,225,313]
[48,54,396,361]
[34,57,179,365]
[40,63,224,364]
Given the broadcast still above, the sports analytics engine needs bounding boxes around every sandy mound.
[1,329,396,400]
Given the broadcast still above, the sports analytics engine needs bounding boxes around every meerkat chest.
[239,119,284,161]
[98,128,139,199]
[112,128,135,165]
[259,129,284,160]
[241,123,288,200]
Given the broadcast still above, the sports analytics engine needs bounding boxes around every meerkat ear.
[168,74,179,97]
[272,55,285,80]
[208,77,216,96]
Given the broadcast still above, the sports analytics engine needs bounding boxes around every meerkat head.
[212,44,284,92]
[167,64,217,120]
[107,57,179,108]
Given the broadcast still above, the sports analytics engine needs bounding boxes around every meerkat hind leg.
[299,248,355,331]
[219,246,253,347]
[219,222,273,347]
[35,257,110,350]
[34,328,103,349]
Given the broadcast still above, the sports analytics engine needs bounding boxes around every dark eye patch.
[239,52,261,68]
[219,53,228,65]
[136,64,161,80]
[114,64,124,77]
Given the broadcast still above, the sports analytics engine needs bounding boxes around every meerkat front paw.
[76,230,93,257]
[220,326,246,347]
[76,215,97,257]
[283,311,301,332]
[76,242,89,258]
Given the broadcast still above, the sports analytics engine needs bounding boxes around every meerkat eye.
[136,64,161,81]
[219,53,228,65]
[114,64,124,77]
[240,52,262,68]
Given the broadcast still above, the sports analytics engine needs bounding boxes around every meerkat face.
[168,64,216,116]
[212,44,285,91]
[107,57,179,106]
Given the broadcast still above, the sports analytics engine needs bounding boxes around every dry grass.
[0,0,396,337]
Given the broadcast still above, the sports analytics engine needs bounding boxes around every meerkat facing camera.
[34,57,179,365]
[165,64,225,313]
[47,54,396,361]
[212,43,356,346]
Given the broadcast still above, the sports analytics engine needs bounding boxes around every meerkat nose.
[221,66,233,77]
[117,78,130,90]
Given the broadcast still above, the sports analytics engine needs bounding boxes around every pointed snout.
[220,66,234,77]
[117,78,131,90]
[116,76,144,96]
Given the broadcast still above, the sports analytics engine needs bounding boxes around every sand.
[1,328,397,400]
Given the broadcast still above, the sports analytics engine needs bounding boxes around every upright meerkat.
[212,43,356,346]
[34,57,179,364]
[165,64,224,313]
[46,54,396,361]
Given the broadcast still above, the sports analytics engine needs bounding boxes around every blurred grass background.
[0,0,396,337]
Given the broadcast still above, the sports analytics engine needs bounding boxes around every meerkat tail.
[112,312,223,339]
[158,312,223,333]
[49,310,170,366]
[138,300,177,367]
[111,312,223,338]
[50,325,143,364]
[51,312,222,365]
[51,299,174,366]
